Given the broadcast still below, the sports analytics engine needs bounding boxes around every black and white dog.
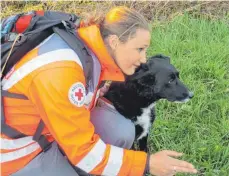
[104,54,193,152]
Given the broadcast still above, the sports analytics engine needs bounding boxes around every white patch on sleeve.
[68,82,86,107]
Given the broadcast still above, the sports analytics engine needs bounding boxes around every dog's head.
[127,54,193,103]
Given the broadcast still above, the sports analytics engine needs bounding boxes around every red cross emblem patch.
[68,82,86,107]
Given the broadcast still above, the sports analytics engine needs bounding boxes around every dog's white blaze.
[134,103,155,140]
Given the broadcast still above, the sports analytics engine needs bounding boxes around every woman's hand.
[149,150,197,176]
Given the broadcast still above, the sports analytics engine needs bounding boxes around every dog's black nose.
[189,92,194,98]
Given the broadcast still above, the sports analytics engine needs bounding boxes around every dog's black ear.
[163,55,171,63]
[151,54,171,64]
[138,74,155,86]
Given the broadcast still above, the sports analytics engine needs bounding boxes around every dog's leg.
[135,124,143,138]
[138,135,148,152]
[135,125,149,152]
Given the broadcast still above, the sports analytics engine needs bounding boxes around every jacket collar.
[78,25,125,82]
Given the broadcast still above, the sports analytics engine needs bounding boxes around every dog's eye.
[168,74,176,83]
[168,79,174,84]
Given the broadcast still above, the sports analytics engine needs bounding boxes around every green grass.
[147,14,229,175]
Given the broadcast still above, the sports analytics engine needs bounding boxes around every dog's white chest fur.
[134,103,155,140]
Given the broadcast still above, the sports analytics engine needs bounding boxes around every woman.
[1,6,197,176]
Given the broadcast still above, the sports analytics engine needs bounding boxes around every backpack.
[1,10,93,151]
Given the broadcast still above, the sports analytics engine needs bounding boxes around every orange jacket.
[1,25,147,176]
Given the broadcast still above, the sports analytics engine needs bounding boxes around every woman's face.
[113,29,151,75]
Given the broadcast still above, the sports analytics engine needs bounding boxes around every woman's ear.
[107,35,119,50]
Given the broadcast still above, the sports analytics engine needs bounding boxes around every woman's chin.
[122,68,135,76]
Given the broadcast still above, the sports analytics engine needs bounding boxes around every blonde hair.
[81,6,150,43]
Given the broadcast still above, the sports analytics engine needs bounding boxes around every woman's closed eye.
[137,48,145,52]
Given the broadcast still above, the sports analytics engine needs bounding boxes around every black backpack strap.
[52,26,93,89]
[53,27,87,76]
[1,90,51,151]
[1,90,28,99]
[33,120,52,152]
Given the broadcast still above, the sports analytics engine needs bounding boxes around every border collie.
[104,54,193,152]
